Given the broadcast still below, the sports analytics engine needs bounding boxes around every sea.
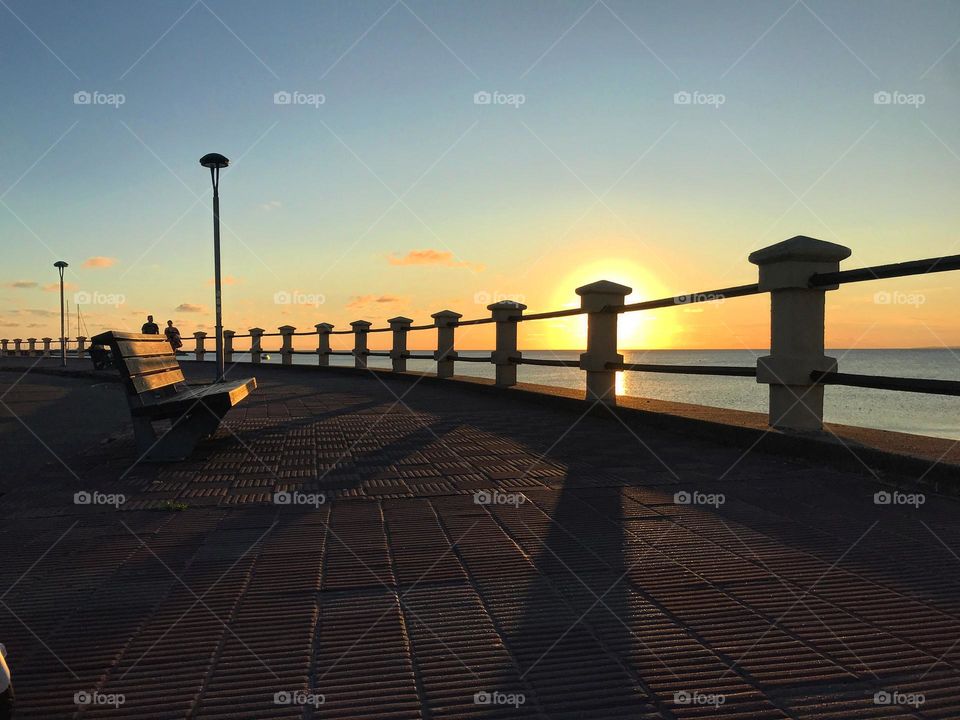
[218,349,960,440]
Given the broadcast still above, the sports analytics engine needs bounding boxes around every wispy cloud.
[387,249,484,272]
[175,303,206,313]
[9,281,37,289]
[42,282,77,292]
[346,294,403,310]
[83,256,118,268]
[260,200,281,211]
[206,275,241,286]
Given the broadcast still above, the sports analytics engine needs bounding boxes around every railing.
[3,236,959,433]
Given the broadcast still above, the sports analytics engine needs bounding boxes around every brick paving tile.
[0,364,958,719]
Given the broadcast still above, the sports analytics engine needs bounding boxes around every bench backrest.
[91,330,184,403]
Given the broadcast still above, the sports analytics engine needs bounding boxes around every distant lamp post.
[53,261,68,367]
[200,152,229,382]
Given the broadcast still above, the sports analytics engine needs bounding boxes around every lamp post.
[53,261,68,367]
[199,152,229,382]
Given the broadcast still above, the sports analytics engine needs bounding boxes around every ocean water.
[220,349,960,440]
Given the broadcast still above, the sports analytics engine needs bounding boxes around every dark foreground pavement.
[1,362,959,719]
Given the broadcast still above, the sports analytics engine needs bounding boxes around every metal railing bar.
[608,362,757,377]
[812,370,960,396]
[810,254,960,287]
[513,358,580,367]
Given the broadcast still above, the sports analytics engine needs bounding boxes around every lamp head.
[53,261,68,269]
[199,153,230,169]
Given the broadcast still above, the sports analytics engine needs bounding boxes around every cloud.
[206,275,241,286]
[260,200,281,211]
[388,249,484,272]
[83,256,118,268]
[175,303,206,313]
[26,309,57,317]
[346,295,403,309]
[42,282,78,292]
[9,281,37,289]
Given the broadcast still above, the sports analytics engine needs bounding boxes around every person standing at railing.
[164,320,183,352]
[141,315,159,335]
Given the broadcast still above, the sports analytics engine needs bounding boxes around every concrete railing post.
[13,339,22,356]
[223,330,235,364]
[193,332,207,361]
[76,337,86,356]
[42,338,52,357]
[576,280,631,405]
[315,323,333,366]
[27,338,36,356]
[489,300,527,387]
[432,310,462,379]
[0,339,7,356]
[749,235,851,432]
[249,328,265,364]
[388,317,413,372]
[351,321,372,368]
[279,325,296,366]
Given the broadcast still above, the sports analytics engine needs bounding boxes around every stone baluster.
[279,325,296,366]
[315,323,333,366]
[388,317,413,372]
[489,300,527,387]
[194,331,206,361]
[749,235,851,432]
[432,310,462,379]
[351,321,371,368]
[576,281,631,405]
[249,328,265,364]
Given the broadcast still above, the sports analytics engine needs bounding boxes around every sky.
[1,0,958,352]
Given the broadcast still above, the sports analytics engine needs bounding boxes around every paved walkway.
[1,363,959,719]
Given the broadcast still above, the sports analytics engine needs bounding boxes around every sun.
[540,257,670,349]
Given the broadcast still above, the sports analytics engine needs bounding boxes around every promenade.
[1,361,959,719]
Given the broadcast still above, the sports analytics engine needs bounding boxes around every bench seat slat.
[131,368,186,394]
[124,356,183,378]
[130,377,256,418]
[114,339,177,359]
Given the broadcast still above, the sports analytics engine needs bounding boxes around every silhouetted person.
[164,320,182,351]
[141,315,159,335]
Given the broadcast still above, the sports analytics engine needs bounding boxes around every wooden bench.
[91,330,256,461]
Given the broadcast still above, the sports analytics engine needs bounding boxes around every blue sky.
[1,0,958,349]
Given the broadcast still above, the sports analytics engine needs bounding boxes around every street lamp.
[53,261,68,367]
[200,152,229,382]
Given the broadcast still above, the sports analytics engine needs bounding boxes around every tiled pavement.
[1,364,959,719]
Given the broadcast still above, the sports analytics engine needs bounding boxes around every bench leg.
[136,407,227,462]
[132,416,158,452]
